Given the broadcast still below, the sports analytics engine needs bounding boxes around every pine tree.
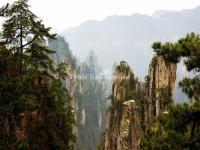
[142,103,200,150]
[0,0,75,149]
[142,33,200,149]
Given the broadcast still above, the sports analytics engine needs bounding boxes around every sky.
[1,0,200,31]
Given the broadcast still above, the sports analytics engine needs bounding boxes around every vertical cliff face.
[50,41,107,149]
[104,61,141,150]
[104,56,177,150]
[14,37,76,149]
[145,56,177,128]
[73,51,107,150]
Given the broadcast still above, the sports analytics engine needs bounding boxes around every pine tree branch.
[22,35,38,48]
[0,4,9,16]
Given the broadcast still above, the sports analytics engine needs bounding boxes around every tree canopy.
[0,0,75,149]
[142,33,200,149]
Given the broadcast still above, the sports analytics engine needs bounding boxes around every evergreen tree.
[0,0,75,149]
[142,103,200,150]
[142,33,200,149]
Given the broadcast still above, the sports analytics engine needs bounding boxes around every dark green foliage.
[152,33,200,65]
[0,3,8,16]
[0,0,56,52]
[178,33,200,73]
[152,42,181,63]
[0,0,75,149]
[116,60,131,74]
[0,46,30,149]
[152,33,200,101]
[152,41,161,51]
[143,33,200,149]
[179,77,200,101]
[142,103,200,150]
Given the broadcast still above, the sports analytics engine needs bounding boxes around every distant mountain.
[62,6,200,102]
[62,6,200,77]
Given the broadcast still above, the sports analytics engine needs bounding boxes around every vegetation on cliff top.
[142,33,200,150]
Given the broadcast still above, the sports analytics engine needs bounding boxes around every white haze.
[1,0,200,30]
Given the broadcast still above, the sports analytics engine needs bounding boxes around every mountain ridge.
[64,5,200,32]
[61,5,200,86]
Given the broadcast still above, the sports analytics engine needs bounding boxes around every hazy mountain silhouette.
[62,6,200,102]
[62,6,200,78]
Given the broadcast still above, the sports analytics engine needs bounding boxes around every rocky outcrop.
[121,100,141,150]
[104,61,141,150]
[98,111,103,128]
[81,109,86,125]
[145,55,177,129]
[104,56,177,150]
[104,100,141,150]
